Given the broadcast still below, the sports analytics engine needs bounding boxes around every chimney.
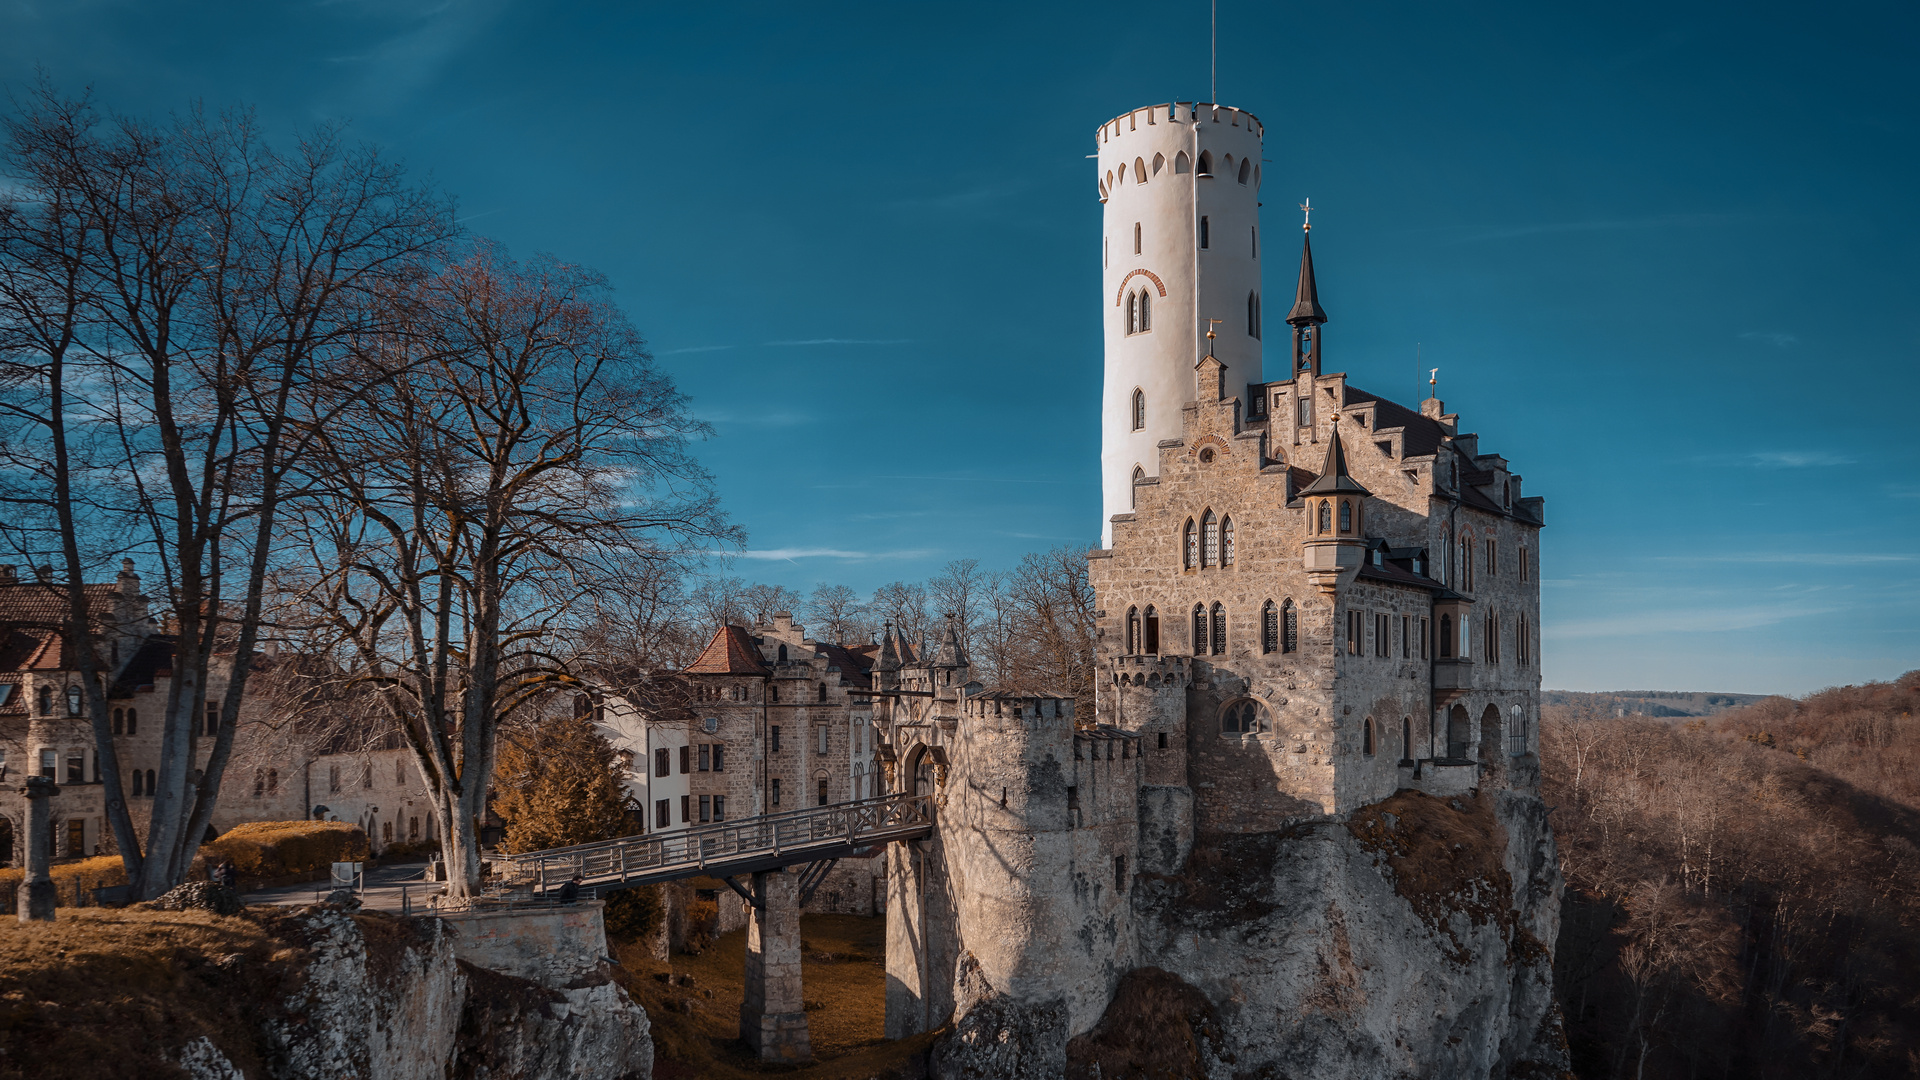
[117,558,140,597]
[0,565,14,583]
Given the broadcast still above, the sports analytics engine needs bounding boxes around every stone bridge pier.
[738,868,812,1062]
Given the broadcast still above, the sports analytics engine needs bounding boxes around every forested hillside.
[1543,671,1920,1079]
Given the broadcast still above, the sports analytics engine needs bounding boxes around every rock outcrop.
[174,904,652,1080]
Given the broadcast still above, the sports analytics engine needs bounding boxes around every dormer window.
[1372,549,1383,567]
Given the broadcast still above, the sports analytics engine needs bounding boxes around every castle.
[866,101,1562,1075]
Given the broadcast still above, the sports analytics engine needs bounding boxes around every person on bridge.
[556,874,583,903]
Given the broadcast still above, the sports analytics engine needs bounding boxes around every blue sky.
[5,1,1915,694]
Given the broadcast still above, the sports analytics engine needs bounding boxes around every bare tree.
[1000,546,1097,715]
[284,243,734,898]
[928,558,989,659]
[686,574,748,632]
[0,84,452,896]
[740,581,802,625]
[805,583,864,644]
[869,580,931,649]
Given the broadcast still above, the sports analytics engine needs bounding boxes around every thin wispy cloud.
[874,474,1070,485]
[1694,449,1855,469]
[1444,213,1742,244]
[1546,602,1840,640]
[660,345,736,356]
[697,408,813,428]
[1652,552,1918,567]
[321,0,509,107]
[886,180,1028,213]
[1739,331,1799,348]
[764,338,910,347]
[730,547,937,562]
[454,207,506,224]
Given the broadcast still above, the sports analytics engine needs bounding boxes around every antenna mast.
[1210,0,1217,104]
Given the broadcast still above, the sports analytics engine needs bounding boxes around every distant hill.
[1540,689,1770,719]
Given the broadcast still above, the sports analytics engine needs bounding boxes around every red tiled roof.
[685,625,770,675]
[0,582,128,627]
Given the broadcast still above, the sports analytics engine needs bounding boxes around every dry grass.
[1346,789,1514,965]
[1065,966,1220,1080]
[0,855,129,907]
[201,820,369,879]
[609,913,937,1079]
[0,906,302,1080]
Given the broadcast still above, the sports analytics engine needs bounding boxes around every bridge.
[492,793,935,1063]
[492,792,934,898]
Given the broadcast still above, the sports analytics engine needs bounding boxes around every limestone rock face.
[235,905,652,1080]
[1112,786,1567,1079]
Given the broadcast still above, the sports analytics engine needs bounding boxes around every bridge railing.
[493,793,933,891]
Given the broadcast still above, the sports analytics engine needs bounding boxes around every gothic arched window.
[1126,606,1141,655]
[1221,698,1265,735]
[1439,614,1454,658]
[1197,151,1213,176]
[1460,533,1474,591]
[1131,465,1145,508]
[1133,221,1142,254]
[1174,151,1191,174]
[1143,605,1160,654]
[1183,519,1197,569]
[1210,602,1226,655]
[1247,291,1260,339]
[1283,599,1298,653]
[1402,717,1412,760]
[1317,501,1331,533]
[1126,292,1137,334]
[1237,156,1252,184]
[1191,604,1207,656]
[1222,516,1235,565]
[1137,288,1150,331]
[1201,510,1219,567]
[1131,389,1145,430]
[1339,500,1353,533]
[1261,601,1278,654]
[1364,717,1376,756]
[1134,156,1147,184]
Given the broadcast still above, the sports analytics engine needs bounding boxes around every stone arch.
[1446,704,1471,760]
[1480,703,1505,784]
[906,743,938,799]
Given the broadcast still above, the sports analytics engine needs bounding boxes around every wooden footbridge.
[492,792,934,898]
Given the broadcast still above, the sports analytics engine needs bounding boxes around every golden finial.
[1300,197,1312,233]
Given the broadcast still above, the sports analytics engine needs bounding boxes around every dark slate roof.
[813,642,874,689]
[1356,558,1445,592]
[1286,233,1328,325]
[1298,426,1372,497]
[110,636,176,696]
[1337,385,1448,459]
[685,625,770,675]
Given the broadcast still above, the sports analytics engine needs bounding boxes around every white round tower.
[1097,103,1265,547]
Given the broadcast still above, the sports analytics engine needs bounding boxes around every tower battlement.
[1096,102,1265,141]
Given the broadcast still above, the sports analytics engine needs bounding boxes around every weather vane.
[1300,197,1312,233]
[1429,368,1439,399]
[1205,318,1223,356]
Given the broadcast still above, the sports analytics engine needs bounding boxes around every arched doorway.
[1446,705,1471,760]
[1479,704,1505,784]
[909,746,937,799]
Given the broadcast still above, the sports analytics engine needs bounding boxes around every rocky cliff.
[170,905,653,1080]
[932,772,1569,1080]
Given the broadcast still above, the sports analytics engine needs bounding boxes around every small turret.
[1301,419,1371,595]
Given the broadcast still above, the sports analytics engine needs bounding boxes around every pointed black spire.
[1286,232,1327,327]
[1299,422,1371,497]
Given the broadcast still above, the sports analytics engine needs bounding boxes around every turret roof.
[685,625,770,675]
[1286,233,1328,326]
[1298,424,1372,497]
